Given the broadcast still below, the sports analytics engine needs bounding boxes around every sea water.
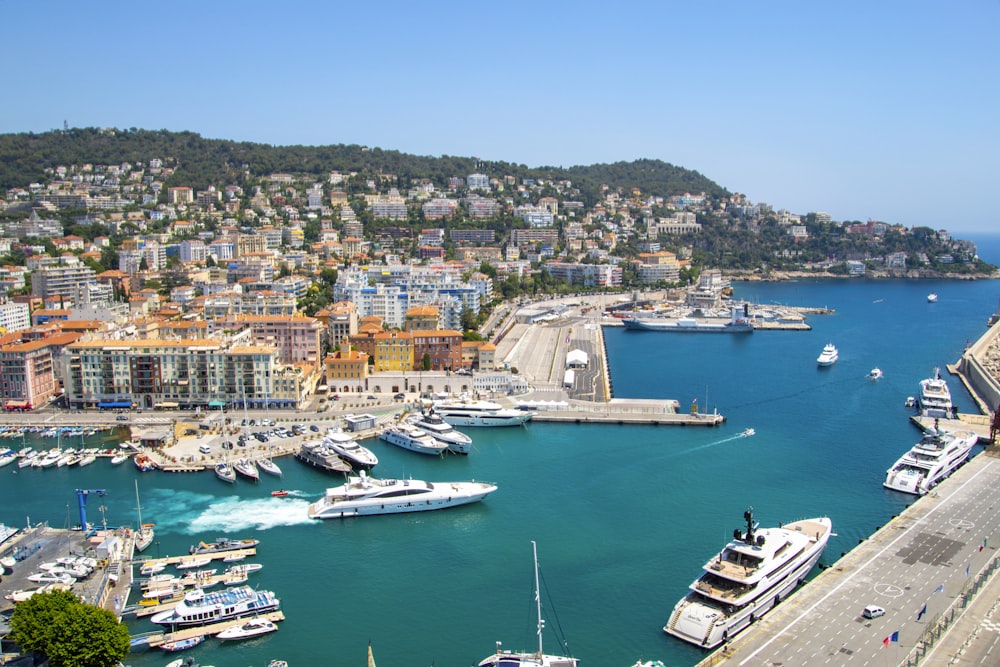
[2,235,999,667]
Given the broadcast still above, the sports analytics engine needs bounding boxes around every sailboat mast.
[533,540,544,657]
[134,479,143,525]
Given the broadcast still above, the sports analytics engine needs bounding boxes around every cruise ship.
[664,508,832,649]
[883,427,979,495]
[149,585,279,627]
[916,370,954,418]
[307,471,497,519]
[432,398,534,427]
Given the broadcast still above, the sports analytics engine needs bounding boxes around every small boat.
[110,452,130,465]
[76,452,97,467]
[741,428,755,438]
[268,661,289,667]
[140,562,167,576]
[216,617,278,641]
[905,396,916,408]
[160,635,205,652]
[927,293,938,303]
[271,489,289,497]
[816,343,838,367]
[869,367,883,380]
[215,462,237,484]
[1,555,16,570]
[176,556,212,570]
[134,453,158,471]
[234,458,259,482]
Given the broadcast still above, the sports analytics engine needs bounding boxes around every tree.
[9,589,130,667]
[421,352,432,371]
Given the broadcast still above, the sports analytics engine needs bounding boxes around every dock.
[130,610,285,649]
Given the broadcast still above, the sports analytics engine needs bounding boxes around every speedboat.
[406,408,473,454]
[740,428,755,438]
[190,537,260,555]
[323,428,379,468]
[110,452,130,465]
[271,489,289,497]
[927,293,938,303]
[379,425,449,456]
[433,397,534,427]
[215,462,237,484]
[216,617,278,641]
[175,556,212,570]
[140,562,167,576]
[234,459,260,482]
[308,470,497,519]
[884,427,979,495]
[663,508,832,649]
[478,541,578,667]
[149,585,280,627]
[816,343,838,367]
[295,442,352,474]
[868,367,883,380]
[917,369,954,418]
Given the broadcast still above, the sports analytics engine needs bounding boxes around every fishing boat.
[216,617,278,640]
[663,508,832,649]
[308,470,497,519]
[134,480,155,552]
[160,635,205,652]
[478,541,579,667]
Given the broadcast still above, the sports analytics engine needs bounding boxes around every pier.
[130,610,285,649]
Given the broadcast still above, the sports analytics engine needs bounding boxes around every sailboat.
[134,480,155,552]
[215,460,237,484]
[478,542,579,667]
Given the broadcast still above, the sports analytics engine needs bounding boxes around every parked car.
[199,444,211,454]
[393,393,406,400]
[863,605,885,619]
[309,424,320,432]
[367,395,377,400]
[116,415,129,421]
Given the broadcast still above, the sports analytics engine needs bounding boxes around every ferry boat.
[816,343,838,367]
[307,470,497,519]
[432,398,534,427]
[916,370,954,418]
[883,427,979,495]
[323,428,379,468]
[663,508,832,649]
[295,441,352,474]
[149,585,279,627]
[406,409,473,454]
[379,425,449,456]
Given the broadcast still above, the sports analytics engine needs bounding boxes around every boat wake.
[669,431,753,457]
[145,489,314,533]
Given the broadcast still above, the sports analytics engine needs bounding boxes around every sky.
[2,1,998,234]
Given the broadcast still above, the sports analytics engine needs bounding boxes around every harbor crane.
[74,489,106,535]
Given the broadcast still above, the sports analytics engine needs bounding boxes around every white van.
[862,605,885,619]
[198,444,211,454]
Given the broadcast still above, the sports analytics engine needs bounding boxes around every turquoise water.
[2,236,999,667]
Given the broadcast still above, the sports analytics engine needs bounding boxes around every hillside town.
[0,145,989,415]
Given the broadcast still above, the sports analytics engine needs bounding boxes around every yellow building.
[373,331,414,372]
[324,349,369,393]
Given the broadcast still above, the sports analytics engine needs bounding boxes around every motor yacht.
[406,408,473,454]
[379,425,449,456]
[323,428,379,468]
[816,343,838,367]
[432,397,534,427]
[295,442,352,474]
[663,508,832,649]
[217,618,278,641]
[308,470,497,519]
[917,369,954,418]
[884,427,979,495]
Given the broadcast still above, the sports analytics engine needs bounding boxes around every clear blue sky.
[2,1,998,233]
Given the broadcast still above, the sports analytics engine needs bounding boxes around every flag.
[917,604,927,620]
[891,631,899,643]
[934,583,945,593]
[882,636,890,647]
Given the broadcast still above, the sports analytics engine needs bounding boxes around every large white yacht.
[664,508,832,649]
[323,428,379,468]
[307,470,497,519]
[406,408,473,454]
[917,370,954,418]
[433,397,534,427]
[884,427,979,495]
[380,425,449,455]
[816,343,838,367]
[149,585,279,627]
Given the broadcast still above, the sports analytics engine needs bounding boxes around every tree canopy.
[8,589,131,667]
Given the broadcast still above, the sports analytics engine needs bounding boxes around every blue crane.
[74,489,106,535]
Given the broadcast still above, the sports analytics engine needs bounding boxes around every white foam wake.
[145,489,315,533]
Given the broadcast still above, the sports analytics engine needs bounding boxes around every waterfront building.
[411,330,462,371]
[205,314,323,365]
[373,331,414,372]
[324,349,369,393]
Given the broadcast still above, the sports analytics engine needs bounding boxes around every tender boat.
[917,369,954,418]
[406,408,473,454]
[160,635,205,652]
[149,585,280,627]
[271,489,289,497]
[295,442,352,474]
[133,453,157,471]
[868,367,883,380]
[175,556,212,570]
[816,343,838,367]
[308,470,497,519]
[140,562,167,576]
[215,462,237,484]
[663,508,832,649]
[478,541,578,667]
[883,427,979,495]
[234,458,260,482]
[190,537,260,555]
[379,425,449,456]
[110,452,130,465]
[324,428,379,468]
[433,397,534,427]
[216,617,278,641]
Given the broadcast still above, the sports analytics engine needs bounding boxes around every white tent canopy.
[566,349,589,367]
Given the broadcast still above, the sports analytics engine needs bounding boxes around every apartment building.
[205,314,324,364]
